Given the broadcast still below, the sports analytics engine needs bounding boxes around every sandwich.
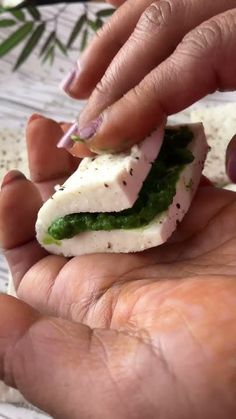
[36,123,208,257]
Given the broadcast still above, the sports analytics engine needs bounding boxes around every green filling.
[48,127,194,240]
[43,234,61,246]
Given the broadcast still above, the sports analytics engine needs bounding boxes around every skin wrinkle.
[18,256,67,311]
[141,0,173,29]
[55,262,122,323]
[85,330,133,419]
[2,314,39,389]
[122,309,203,418]
[172,198,236,260]
[89,330,129,415]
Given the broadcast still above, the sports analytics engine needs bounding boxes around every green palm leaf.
[95,17,104,30]
[0,18,16,27]
[10,9,25,22]
[97,9,114,18]
[0,21,34,58]
[42,44,55,65]
[13,22,45,70]
[67,14,86,48]
[39,30,55,57]
[80,28,88,51]
[55,38,67,56]
[27,6,41,21]
[87,19,98,32]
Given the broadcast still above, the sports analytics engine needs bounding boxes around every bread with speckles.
[36,123,208,257]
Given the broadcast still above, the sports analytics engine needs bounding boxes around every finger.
[107,0,126,6]
[226,134,236,183]
[0,171,42,250]
[76,9,236,154]
[26,115,78,193]
[61,0,151,99]
[0,170,50,288]
[80,0,236,129]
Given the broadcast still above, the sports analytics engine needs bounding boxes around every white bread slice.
[38,123,165,220]
[36,123,207,257]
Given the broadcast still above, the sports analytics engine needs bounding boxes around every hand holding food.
[0,115,236,418]
[60,0,236,156]
[37,123,207,256]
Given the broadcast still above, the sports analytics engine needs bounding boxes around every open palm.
[0,115,236,419]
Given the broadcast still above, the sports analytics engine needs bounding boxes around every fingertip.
[69,142,95,158]
[27,116,63,139]
[28,113,45,126]
[60,123,72,133]
[1,170,26,190]
[60,62,92,99]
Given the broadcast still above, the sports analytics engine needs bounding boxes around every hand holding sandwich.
[60,0,236,168]
[0,116,236,418]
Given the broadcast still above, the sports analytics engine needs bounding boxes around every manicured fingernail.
[79,115,103,140]
[59,63,80,93]
[57,122,79,149]
[1,170,26,190]
[227,155,236,183]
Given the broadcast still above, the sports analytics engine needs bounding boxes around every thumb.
[0,295,124,419]
[76,10,236,155]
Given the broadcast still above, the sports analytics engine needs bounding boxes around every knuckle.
[138,0,174,32]
[94,68,118,97]
[180,12,236,58]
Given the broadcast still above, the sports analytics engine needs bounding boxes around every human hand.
[0,115,236,418]
[59,0,236,156]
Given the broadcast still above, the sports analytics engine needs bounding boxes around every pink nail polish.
[79,116,103,140]
[57,122,79,149]
[59,62,80,93]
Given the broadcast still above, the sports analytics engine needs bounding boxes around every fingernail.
[57,122,79,149]
[1,170,26,190]
[59,62,80,94]
[227,155,236,183]
[79,115,103,141]
[28,113,44,125]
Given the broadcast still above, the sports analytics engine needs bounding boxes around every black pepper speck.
[123,181,127,186]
